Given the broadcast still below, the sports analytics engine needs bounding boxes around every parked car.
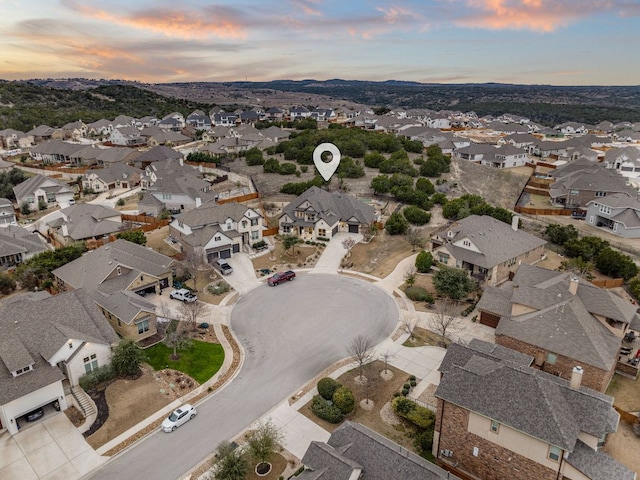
[25,407,44,422]
[267,270,296,286]
[161,404,197,432]
[169,288,197,302]
[213,258,233,275]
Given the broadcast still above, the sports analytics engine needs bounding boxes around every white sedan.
[161,404,197,432]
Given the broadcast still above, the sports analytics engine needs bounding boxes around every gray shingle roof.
[94,290,156,325]
[0,225,48,259]
[280,186,376,227]
[436,348,619,452]
[175,202,254,229]
[52,239,173,296]
[566,440,635,480]
[299,421,459,480]
[0,289,118,404]
[49,204,127,241]
[13,174,73,200]
[433,215,546,269]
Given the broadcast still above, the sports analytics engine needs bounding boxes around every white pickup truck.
[169,288,197,302]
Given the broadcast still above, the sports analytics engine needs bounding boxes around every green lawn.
[144,340,224,384]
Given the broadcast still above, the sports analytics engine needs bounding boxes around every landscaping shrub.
[415,251,433,273]
[403,205,431,225]
[317,237,330,242]
[402,388,410,396]
[414,428,434,455]
[311,395,344,423]
[405,286,434,303]
[252,240,267,249]
[404,383,411,390]
[406,406,435,429]
[79,364,115,391]
[410,379,417,387]
[317,377,341,401]
[332,386,355,414]
[393,397,416,415]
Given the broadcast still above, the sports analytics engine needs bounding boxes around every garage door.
[232,244,240,253]
[219,249,232,259]
[332,225,339,236]
[348,224,359,233]
[479,311,500,328]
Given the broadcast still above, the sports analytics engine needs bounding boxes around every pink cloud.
[289,0,323,16]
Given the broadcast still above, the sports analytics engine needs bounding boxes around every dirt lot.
[349,231,413,278]
[251,239,322,272]
[299,361,420,453]
[145,225,180,258]
[602,420,640,475]
[114,193,140,211]
[607,374,640,413]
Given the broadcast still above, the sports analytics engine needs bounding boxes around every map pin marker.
[313,143,341,181]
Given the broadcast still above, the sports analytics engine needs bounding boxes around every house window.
[251,231,259,241]
[438,253,449,265]
[242,220,247,228]
[463,240,471,247]
[507,257,517,266]
[117,266,122,275]
[137,318,150,335]
[215,236,220,241]
[595,191,606,197]
[570,190,579,196]
[546,352,557,364]
[251,218,259,226]
[490,420,500,433]
[282,226,291,233]
[599,205,611,215]
[548,446,562,462]
[14,365,32,376]
[83,354,98,374]
[318,228,327,237]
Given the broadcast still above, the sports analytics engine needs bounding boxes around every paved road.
[87,274,398,480]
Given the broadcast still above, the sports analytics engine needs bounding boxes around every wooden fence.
[217,192,259,204]
[263,227,279,236]
[614,405,639,425]
[523,186,550,196]
[514,206,573,216]
[185,160,216,169]
[591,278,625,289]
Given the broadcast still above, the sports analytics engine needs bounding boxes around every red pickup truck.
[267,270,296,286]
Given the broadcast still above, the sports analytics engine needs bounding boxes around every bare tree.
[182,250,207,292]
[361,223,378,243]
[402,317,417,340]
[379,350,392,375]
[342,237,356,258]
[406,227,425,252]
[404,266,417,286]
[177,300,208,331]
[428,299,463,348]
[346,335,374,383]
[164,322,192,360]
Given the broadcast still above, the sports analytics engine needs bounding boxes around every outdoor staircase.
[71,386,95,418]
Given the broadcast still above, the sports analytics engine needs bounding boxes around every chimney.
[570,366,583,390]
[569,275,579,295]
[511,215,519,231]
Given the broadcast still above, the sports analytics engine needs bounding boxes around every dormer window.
[463,240,471,247]
[117,266,122,275]
[13,365,33,377]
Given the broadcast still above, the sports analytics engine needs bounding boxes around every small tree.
[361,222,378,242]
[116,198,125,207]
[182,250,207,292]
[347,335,374,383]
[282,235,301,254]
[380,350,392,375]
[433,267,475,300]
[385,212,408,235]
[429,299,463,347]
[177,300,207,331]
[20,201,31,216]
[215,440,249,480]
[333,386,355,414]
[111,338,144,377]
[247,420,283,474]
[403,317,417,339]
[116,230,147,245]
[164,323,192,360]
[415,250,433,273]
[404,266,417,286]
[342,237,356,258]
[406,227,425,252]
[0,272,16,295]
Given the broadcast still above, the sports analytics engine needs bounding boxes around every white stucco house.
[0,290,118,435]
[13,174,74,212]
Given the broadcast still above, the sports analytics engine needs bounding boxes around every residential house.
[132,145,183,169]
[109,126,145,147]
[585,193,640,238]
[529,139,569,159]
[0,225,48,268]
[138,159,214,215]
[453,143,497,163]
[310,108,335,122]
[29,139,86,164]
[140,126,191,147]
[112,115,135,128]
[202,126,232,143]
[613,129,640,143]
[476,264,638,391]
[265,107,285,121]
[38,204,127,247]
[13,174,74,211]
[170,201,263,261]
[135,116,159,128]
[0,289,119,435]
[53,239,174,341]
[290,106,311,120]
[93,146,140,166]
[434,339,635,480]
[279,186,376,240]
[0,129,33,149]
[158,112,185,131]
[0,198,16,226]
[603,146,640,182]
[430,215,547,286]
[212,112,238,127]
[26,125,61,143]
[498,133,537,149]
[298,421,459,480]
[260,126,291,143]
[555,122,591,135]
[549,161,635,208]
[83,163,143,193]
[482,144,528,168]
[86,119,114,137]
[186,110,211,130]
[60,120,88,140]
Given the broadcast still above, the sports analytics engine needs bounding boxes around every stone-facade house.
[0,289,118,435]
[53,239,174,341]
[430,215,547,286]
[13,174,74,212]
[279,186,376,241]
[170,201,263,261]
[83,163,143,193]
[434,339,635,480]
[0,225,48,268]
[476,264,638,392]
[585,193,640,238]
[0,198,16,226]
[109,126,145,147]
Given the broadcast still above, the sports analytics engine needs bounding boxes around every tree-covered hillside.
[0,81,213,132]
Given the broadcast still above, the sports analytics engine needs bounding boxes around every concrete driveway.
[87,274,398,480]
[0,413,105,480]
[312,232,362,274]
[220,253,261,294]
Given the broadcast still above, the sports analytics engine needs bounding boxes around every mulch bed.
[83,385,110,437]
[64,406,85,428]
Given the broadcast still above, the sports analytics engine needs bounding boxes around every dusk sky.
[2,0,640,85]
